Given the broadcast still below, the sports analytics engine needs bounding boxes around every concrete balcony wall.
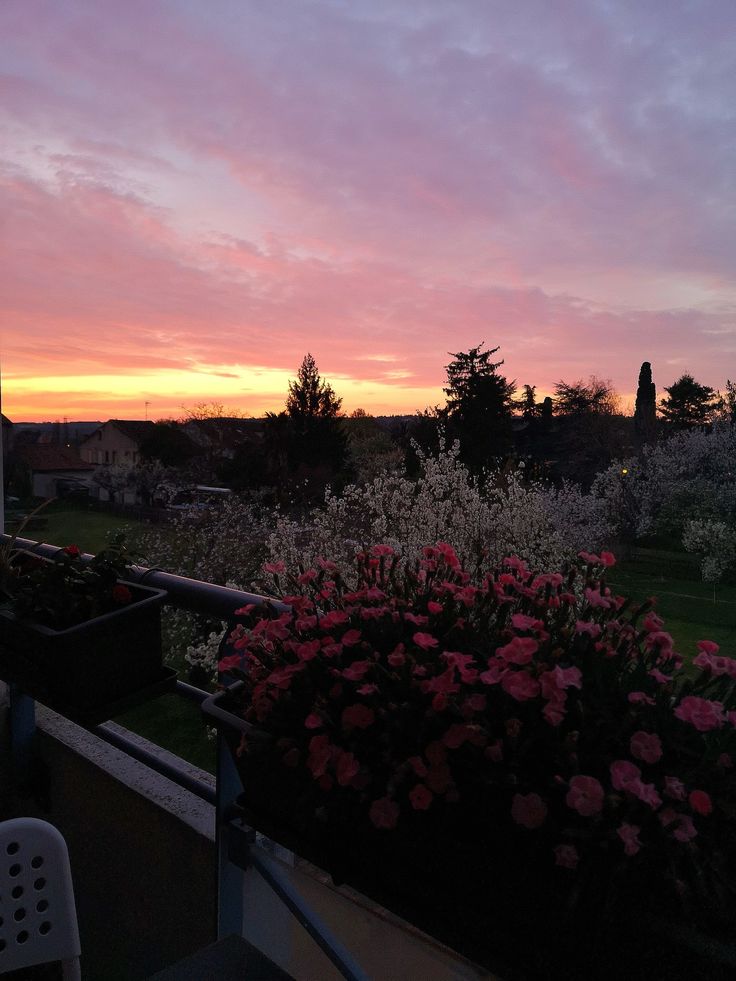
[0,687,496,981]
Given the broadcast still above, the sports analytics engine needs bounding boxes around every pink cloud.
[1,0,734,419]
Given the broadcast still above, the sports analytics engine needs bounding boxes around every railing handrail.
[4,535,289,618]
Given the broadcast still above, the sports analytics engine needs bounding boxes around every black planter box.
[0,580,175,723]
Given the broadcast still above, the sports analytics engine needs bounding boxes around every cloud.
[1,0,735,419]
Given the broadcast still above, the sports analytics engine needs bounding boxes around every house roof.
[1,414,12,426]
[109,419,157,443]
[16,445,95,472]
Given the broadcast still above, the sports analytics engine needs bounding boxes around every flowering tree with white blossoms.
[264,440,613,587]
[592,424,736,542]
[683,519,736,583]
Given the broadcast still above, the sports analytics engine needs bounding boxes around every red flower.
[369,797,399,830]
[63,544,81,558]
[689,789,713,816]
[412,631,438,650]
[112,584,132,605]
[511,792,548,829]
[409,784,433,811]
[341,704,375,730]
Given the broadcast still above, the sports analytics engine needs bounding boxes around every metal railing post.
[216,731,245,939]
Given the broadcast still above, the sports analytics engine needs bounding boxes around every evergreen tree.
[634,362,657,446]
[516,384,540,419]
[441,344,516,471]
[659,374,719,429]
[286,353,342,420]
[283,354,347,480]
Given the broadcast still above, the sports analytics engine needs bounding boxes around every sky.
[1,0,735,422]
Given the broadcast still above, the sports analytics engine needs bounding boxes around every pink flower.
[409,784,434,810]
[674,696,725,732]
[689,790,713,816]
[628,692,655,706]
[511,792,548,829]
[427,601,443,615]
[341,629,362,647]
[543,693,567,727]
[263,561,286,574]
[566,775,604,817]
[341,704,375,730]
[304,713,323,729]
[307,734,332,778]
[63,544,81,558]
[697,639,720,655]
[387,643,406,667]
[511,613,543,631]
[664,776,686,800]
[673,815,698,843]
[336,752,360,787]
[371,544,395,557]
[575,620,602,638]
[497,636,538,665]
[501,671,541,702]
[629,780,662,810]
[584,587,611,609]
[630,731,663,765]
[296,640,321,662]
[342,660,371,680]
[413,632,439,651]
[610,760,642,791]
[617,823,641,856]
[642,612,664,632]
[599,551,616,567]
[649,669,671,685]
[554,844,579,869]
[369,797,400,830]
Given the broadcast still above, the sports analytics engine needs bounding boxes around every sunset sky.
[2,0,735,422]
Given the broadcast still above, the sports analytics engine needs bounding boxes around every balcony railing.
[1,536,493,980]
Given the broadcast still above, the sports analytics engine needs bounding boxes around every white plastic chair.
[0,817,81,979]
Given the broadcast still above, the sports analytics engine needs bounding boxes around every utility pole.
[145,401,151,421]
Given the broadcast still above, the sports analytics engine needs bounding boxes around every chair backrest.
[0,817,81,976]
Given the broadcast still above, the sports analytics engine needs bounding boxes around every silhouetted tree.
[659,374,719,429]
[552,377,626,486]
[516,384,541,420]
[441,344,516,471]
[286,353,342,420]
[284,354,348,491]
[634,362,657,446]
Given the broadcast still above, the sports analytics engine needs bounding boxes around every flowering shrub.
[220,544,736,933]
[593,423,736,543]
[267,440,612,584]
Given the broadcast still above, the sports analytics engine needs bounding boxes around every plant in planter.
[0,534,172,722]
[207,544,736,980]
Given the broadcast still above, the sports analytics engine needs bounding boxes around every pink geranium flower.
[673,815,698,843]
[630,731,663,764]
[554,844,579,869]
[409,784,434,811]
[341,704,375,730]
[617,823,641,856]
[413,631,438,650]
[511,792,548,829]
[674,696,725,732]
[496,636,538,665]
[566,775,604,817]
[501,671,541,702]
[610,760,641,791]
[369,797,400,830]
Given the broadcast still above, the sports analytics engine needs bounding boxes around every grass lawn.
[609,556,736,659]
[9,502,145,554]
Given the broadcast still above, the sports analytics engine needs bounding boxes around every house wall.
[81,423,141,466]
[31,469,94,498]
